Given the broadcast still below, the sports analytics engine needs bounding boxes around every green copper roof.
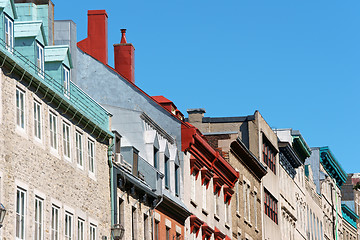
[342,204,359,229]
[320,147,347,188]
[291,130,311,161]
[14,21,47,45]
[45,45,73,68]
[0,0,17,19]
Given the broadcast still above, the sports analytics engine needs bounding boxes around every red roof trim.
[182,122,239,193]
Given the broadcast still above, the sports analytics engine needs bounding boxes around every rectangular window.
[77,218,84,240]
[154,220,159,240]
[164,155,169,189]
[166,227,170,240]
[243,183,247,219]
[132,207,137,240]
[254,192,258,228]
[90,224,96,240]
[262,137,276,174]
[264,189,278,224]
[16,88,25,129]
[175,165,179,196]
[63,66,70,97]
[119,198,124,225]
[49,112,57,150]
[144,214,148,240]
[34,197,43,240]
[65,212,73,240]
[63,122,71,159]
[36,42,44,77]
[76,131,83,168]
[154,147,159,169]
[88,139,95,174]
[191,172,196,201]
[51,205,60,240]
[225,200,229,223]
[34,100,42,139]
[16,188,26,240]
[203,184,207,210]
[4,14,14,52]
[236,181,239,213]
[214,190,219,216]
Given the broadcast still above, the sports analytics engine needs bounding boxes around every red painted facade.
[114,29,135,84]
[78,10,108,65]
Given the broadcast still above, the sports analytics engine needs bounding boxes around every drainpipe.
[108,141,115,237]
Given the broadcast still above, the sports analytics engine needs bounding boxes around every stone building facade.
[307,147,347,240]
[187,109,281,240]
[0,0,113,239]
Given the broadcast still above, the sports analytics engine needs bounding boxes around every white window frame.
[63,121,71,160]
[88,138,95,175]
[77,218,84,240]
[202,184,207,211]
[4,14,14,52]
[75,131,83,169]
[33,100,42,140]
[89,224,96,240]
[51,205,60,240]
[16,87,25,130]
[63,66,70,97]
[254,191,258,229]
[191,172,196,202]
[49,112,58,150]
[34,196,44,240]
[36,42,44,78]
[16,187,27,240]
[65,211,73,240]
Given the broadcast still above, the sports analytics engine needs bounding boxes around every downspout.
[108,141,115,237]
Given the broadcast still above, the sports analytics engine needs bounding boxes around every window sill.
[225,223,230,230]
[214,214,220,222]
[244,218,252,227]
[64,155,72,162]
[50,148,60,159]
[202,208,208,216]
[190,199,197,208]
[15,126,28,139]
[89,172,97,181]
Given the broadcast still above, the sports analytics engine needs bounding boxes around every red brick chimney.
[77,10,108,65]
[114,29,135,84]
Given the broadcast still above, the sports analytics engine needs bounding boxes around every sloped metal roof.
[45,45,73,68]
[14,21,47,45]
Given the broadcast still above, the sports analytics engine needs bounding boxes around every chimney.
[114,29,135,84]
[187,109,206,123]
[77,10,108,65]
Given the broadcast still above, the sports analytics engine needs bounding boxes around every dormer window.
[63,65,70,97]
[36,42,44,77]
[4,14,14,52]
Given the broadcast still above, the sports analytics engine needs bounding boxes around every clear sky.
[54,0,360,174]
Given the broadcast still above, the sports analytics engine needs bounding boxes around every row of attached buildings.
[0,1,359,240]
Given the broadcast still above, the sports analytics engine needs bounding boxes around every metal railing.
[0,37,111,133]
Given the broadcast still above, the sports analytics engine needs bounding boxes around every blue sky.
[54,0,360,173]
